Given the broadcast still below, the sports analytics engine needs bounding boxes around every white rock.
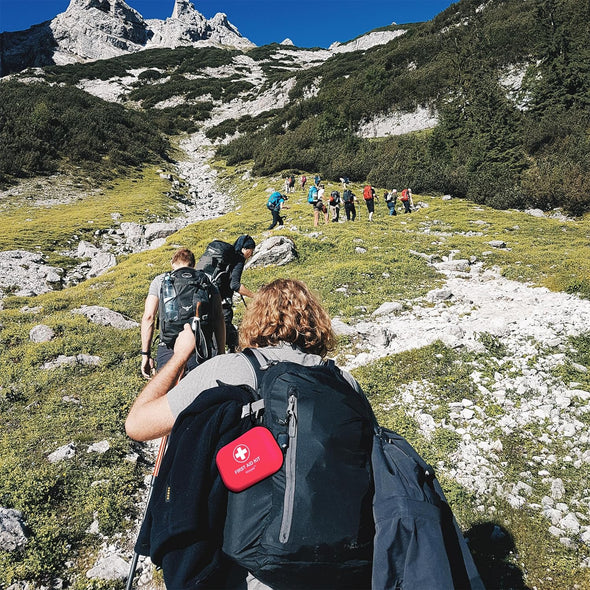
[72,306,139,329]
[426,288,453,302]
[87,440,111,454]
[372,301,403,316]
[331,318,357,337]
[86,554,129,581]
[551,479,566,500]
[559,513,580,534]
[29,324,55,343]
[48,442,76,463]
[0,508,29,551]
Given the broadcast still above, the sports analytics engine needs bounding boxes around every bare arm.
[237,284,255,298]
[126,324,195,441]
[140,294,159,378]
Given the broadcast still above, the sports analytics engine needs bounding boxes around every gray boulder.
[372,302,403,316]
[0,250,63,297]
[72,305,139,329]
[427,288,454,302]
[29,324,55,343]
[42,354,101,370]
[47,442,76,464]
[87,252,117,278]
[86,553,129,581]
[87,440,111,454]
[489,240,507,249]
[77,240,100,259]
[331,318,357,337]
[0,508,29,551]
[144,221,180,242]
[247,236,297,268]
[120,222,147,251]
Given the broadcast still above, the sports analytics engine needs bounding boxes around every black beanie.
[234,235,255,252]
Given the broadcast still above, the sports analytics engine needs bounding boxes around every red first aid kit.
[216,426,284,492]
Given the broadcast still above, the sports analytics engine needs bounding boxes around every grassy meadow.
[0,159,589,588]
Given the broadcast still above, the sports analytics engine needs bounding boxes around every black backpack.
[195,240,236,298]
[222,349,375,590]
[159,268,216,360]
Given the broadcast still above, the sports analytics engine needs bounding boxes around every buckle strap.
[241,398,265,419]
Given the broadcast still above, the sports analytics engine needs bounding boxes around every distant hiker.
[342,188,357,221]
[140,248,225,378]
[126,279,375,589]
[329,190,341,222]
[340,176,350,191]
[310,184,328,226]
[288,174,296,193]
[363,184,377,221]
[266,190,288,230]
[300,175,307,190]
[196,236,256,353]
[314,174,321,187]
[317,183,325,202]
[400,188,413,213]
[385,189,398,216]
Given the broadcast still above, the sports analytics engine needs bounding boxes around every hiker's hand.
[174,324,196,361]
[141,355,154,379]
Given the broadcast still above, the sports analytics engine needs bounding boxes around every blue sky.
[0,1,457,48]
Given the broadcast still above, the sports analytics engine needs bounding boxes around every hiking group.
[128,244,484,589]
[272,173,414,228]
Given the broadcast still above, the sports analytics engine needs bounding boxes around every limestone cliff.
[0,0,254,76]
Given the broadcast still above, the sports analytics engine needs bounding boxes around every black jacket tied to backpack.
[135,385,255,590]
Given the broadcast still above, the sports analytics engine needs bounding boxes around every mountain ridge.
[0,0,254,76]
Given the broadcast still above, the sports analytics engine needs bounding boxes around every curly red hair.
[239,279,335,357]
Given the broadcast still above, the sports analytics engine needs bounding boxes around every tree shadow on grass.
[465,522,530,590]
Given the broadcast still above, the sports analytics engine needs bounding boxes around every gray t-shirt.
[148,273,164,298]
[167,342,362,418]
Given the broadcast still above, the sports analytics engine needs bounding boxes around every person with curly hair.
[125,278,361,441]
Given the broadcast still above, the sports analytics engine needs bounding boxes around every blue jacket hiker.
[266,191,288,229]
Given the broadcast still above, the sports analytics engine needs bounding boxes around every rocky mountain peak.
[172,0,199,20]
[0,0,254,77]
[64,0,145,25]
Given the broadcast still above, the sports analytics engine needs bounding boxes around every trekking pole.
[125,366,185,589]
[125,434,168,589]
[240,294,248,309]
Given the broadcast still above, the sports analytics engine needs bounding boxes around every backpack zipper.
[279,391,298,543]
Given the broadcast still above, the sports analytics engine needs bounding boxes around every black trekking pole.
[125,433,168,589]
[240,294,248,308]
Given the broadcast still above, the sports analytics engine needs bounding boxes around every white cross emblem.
[233,445,250,463]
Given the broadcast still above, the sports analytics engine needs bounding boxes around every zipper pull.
[286,393,297,437]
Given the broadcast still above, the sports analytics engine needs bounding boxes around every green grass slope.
[0,160,589,587]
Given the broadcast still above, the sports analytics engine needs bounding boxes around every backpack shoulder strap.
[238,348,279,419]
[240,347,275,389]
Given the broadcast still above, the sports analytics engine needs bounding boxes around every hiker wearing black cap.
[196,235,256,352]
